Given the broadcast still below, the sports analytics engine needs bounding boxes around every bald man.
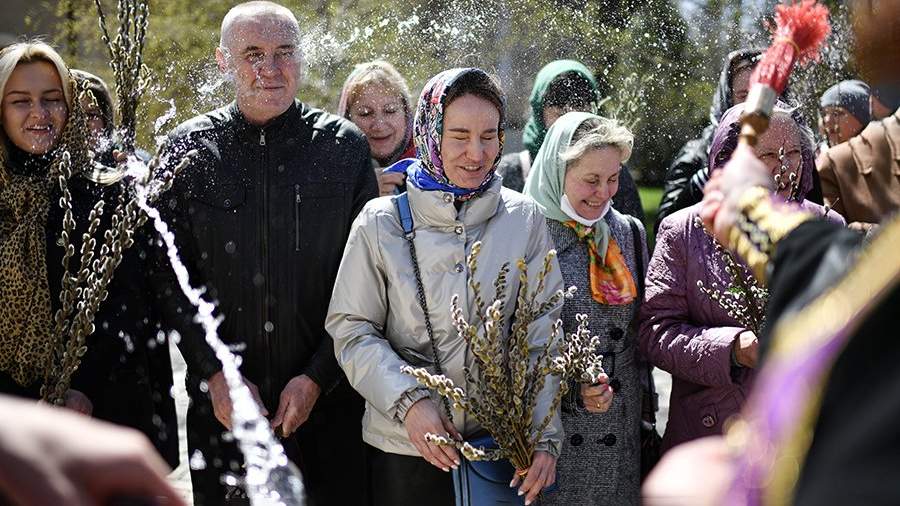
[159,2,376,504]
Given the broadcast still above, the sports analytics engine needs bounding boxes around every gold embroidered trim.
[726,186,813,283]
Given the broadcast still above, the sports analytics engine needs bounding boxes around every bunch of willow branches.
[401,242,603,472]
[693,217,769,335]
[94,0,150,152]
[41,0,196,404]
[41,82,193,404]
[774,146,801,201]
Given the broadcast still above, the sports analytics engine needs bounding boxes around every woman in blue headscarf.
[328,68,564,506]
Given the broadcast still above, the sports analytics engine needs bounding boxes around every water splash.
[126,157,306,506]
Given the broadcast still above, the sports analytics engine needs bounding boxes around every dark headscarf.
[709,49,764,126]
[521,60,600,160]
[708,101,815,201]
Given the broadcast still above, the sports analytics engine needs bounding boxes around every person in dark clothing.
[653,48,819,233]
[498,59,644,221]
[1,44,187,470]
[159,2,377,504]
[68,69,181,469]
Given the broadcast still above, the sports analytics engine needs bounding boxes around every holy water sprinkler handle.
[738,85,776,147]
[738,0,831,148]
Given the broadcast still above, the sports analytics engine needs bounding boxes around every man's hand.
[510,451,557,506]
[63,389,93,416]
[377,171,406,196]
[732,330,759,369]
[581,373,614,414]
[0,395,187,506]
[701,143,773,245]
[206,371,268,430]
[403,398,461,472]
[271,374,321,437]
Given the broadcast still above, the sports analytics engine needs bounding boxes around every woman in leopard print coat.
[0,42,188,466]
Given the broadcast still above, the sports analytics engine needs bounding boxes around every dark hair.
[543,71,597,111]
[444,70,506,127]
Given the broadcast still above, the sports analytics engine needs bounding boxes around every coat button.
[454,262,464,273]
[443,194,453,203]
[702,414,716,428]
[454,225,464,235]
[223,198,232,206]
[609,378,621,392]
[600,434,617,446]
[570,434,583,446]
[609,328,624,340]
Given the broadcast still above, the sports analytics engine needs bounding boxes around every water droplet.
[189,450,207,470]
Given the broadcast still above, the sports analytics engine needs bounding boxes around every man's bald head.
[219,1,300,50]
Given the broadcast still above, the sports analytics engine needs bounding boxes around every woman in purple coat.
[638,102,845,453]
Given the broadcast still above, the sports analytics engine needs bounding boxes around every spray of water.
[125,157,306,506]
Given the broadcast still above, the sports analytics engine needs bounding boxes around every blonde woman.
[339,60,416,195]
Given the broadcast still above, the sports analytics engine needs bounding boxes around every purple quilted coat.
[639,102,846,452]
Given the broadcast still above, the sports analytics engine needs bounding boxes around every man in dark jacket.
[159,2,377,504]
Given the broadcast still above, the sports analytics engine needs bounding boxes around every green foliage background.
[32,0,855,185]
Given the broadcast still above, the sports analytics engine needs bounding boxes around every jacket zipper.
[294,184,301,252]
[260,127,272,399]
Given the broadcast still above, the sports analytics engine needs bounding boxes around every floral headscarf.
[403,67,505,201]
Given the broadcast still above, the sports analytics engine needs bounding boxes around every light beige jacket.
[327,177,564,457]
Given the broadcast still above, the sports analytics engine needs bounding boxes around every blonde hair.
[0,41,73,160]
[562,116,634,166]
[338,60,412,119]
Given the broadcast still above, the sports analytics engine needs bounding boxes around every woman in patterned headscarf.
[328,68,564,506]
[524,111,647,505]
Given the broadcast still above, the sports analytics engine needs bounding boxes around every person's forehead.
[760,114,800,147]
[356,83,401,102]
[6,62,63,92]
[822,105,849,114]
[228,14,299,49]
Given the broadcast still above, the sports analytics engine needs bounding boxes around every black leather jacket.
[160,100,377,408]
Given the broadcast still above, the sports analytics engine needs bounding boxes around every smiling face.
[1,61,68,155]
[563,146,622,220]
[755,113,803,199]
[348,84,407,163]
[439,93,501,189]
[217,13,301,125]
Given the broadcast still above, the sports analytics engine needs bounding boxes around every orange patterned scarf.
[564,220,636,305]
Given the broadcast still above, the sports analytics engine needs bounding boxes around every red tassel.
[751,0,831,95]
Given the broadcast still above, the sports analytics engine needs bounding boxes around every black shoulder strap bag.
[393,193,529,506]
[628,216,663,480]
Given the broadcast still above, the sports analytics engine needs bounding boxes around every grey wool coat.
[541,209,648,506]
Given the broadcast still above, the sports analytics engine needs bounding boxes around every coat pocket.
[190,181,245,211]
